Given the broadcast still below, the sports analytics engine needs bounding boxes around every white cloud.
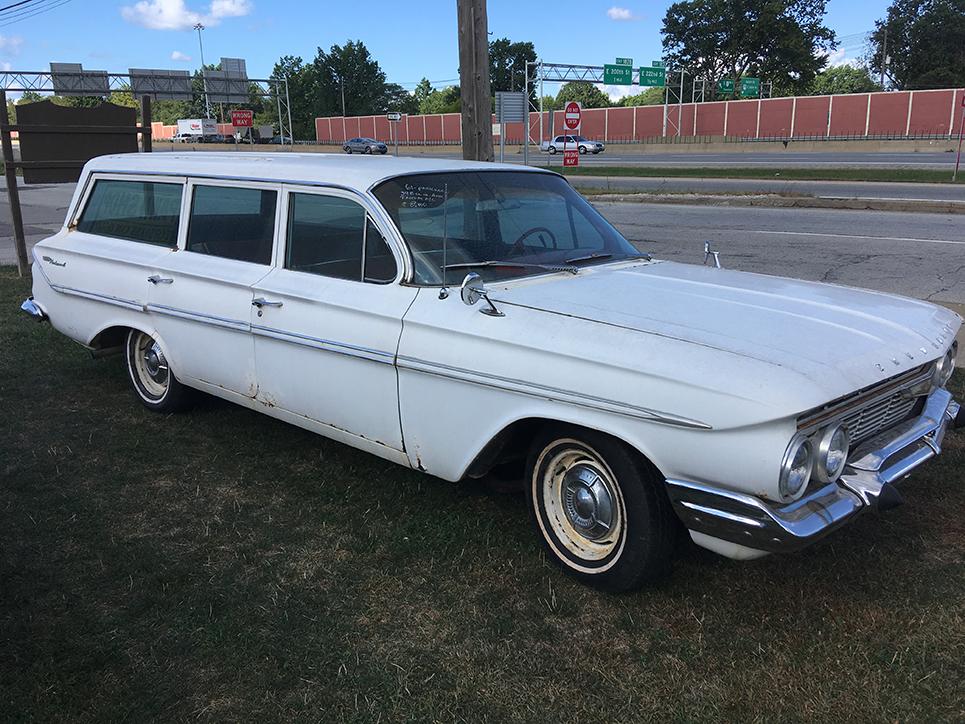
[603,84,638,102]
[822,48,862,68]
[0,35,23,56]
[120,0,252,31]
[171,50,192,61]
[606,6,637,21]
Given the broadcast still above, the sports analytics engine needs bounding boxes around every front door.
[147,180,280,397]
[250,186,416,450]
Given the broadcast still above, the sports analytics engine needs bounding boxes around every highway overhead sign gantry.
[638,67,666,87]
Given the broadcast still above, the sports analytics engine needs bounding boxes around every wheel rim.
[539,443,625,562]
[131,332,169,399]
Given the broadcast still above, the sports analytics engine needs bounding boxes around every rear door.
[36,174,183,333]
[147,179,280,397]
[250,185,417,450]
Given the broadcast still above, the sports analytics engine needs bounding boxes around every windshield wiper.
[564,252,613,264]
[443,260,579,275]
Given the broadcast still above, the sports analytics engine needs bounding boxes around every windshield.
[372,171,645,285]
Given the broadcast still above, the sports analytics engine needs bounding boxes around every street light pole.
[194,22,211,118]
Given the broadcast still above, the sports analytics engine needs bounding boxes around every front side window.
[286,193,397,283]
[186,185,277,264]
[76,179,182,247]
[372,171,643,285]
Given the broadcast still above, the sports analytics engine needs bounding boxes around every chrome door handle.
[251,297,283,308]
[147,275,173,285]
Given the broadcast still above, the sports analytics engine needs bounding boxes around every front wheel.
[345,147,352,154]
[579,145,587,155]
[526,427,677,592]
[365,146,372,154]
[125,330,192,413]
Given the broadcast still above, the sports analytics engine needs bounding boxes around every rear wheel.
[548,146,557,154]
[125,330,192,413]
[526,426,677,592]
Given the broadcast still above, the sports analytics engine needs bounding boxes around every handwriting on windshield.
[399,183,447,208]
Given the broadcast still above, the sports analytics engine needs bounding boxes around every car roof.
[85,152,548,190]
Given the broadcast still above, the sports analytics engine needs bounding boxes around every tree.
[556,82,610,109]
[413,78,434,111]
[382,83,418,115]
[268,55,318,139]
[488,37,537,102]
[868,0,965,90]
[808,65,878,95]
[421,85,461,114]
[313,40,389,117]
[621,87,666,106]
[539,94,559,111]
[662,0,836,97]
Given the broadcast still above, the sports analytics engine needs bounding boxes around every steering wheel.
[510,226,558,255]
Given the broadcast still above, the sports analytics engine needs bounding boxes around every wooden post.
[140,95,153,153]
[0,89,29,276]
[457,0,494,162]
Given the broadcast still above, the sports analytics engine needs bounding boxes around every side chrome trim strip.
[396,354,712,429]
[51,283,142,311]
[146,302,248,331]
[250,324,394,365]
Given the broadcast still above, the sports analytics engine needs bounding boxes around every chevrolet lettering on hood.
[21,153,963,592]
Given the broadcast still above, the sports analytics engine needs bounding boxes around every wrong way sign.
[230,109,253,128]
[563,101,582,132]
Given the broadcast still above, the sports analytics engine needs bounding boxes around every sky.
[0,0,890,100]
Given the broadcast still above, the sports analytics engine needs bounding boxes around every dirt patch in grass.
[1,267,963,721]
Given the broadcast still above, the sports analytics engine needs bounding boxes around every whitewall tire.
[125,329,192,412]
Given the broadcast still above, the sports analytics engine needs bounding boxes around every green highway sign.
[638,66,666,87]
[651,60,666,68]
[741,77,761,96]
[717,79,735,94]
[615,57,633,66]
[603,64,634,85]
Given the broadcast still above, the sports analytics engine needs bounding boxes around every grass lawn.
[2,266,964,722]
[560,166,965,184]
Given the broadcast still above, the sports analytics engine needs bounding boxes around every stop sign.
[563,101,582,132]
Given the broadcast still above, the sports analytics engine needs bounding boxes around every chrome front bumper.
[666,388,961,554]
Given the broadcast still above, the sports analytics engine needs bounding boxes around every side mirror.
[460,272,504,317]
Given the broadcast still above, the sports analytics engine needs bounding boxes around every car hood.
[490,259,960,398]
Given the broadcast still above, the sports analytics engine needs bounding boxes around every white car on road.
[21,153,962,591]
[540,135,605,154]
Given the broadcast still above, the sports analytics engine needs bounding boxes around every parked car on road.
[344,137,388,154]
[540,135,605,154]
[21,153,962,591]
[171,132,198,143]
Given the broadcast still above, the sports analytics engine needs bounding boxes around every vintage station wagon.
[22,152,963,591]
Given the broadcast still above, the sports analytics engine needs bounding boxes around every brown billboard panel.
[16,100,137,183]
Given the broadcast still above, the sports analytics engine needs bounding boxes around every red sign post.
[561,101,582,168]
[230,109,254,128]
[954,92,965,182]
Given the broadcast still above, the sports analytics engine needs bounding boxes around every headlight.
[815,424,850,483]
[780,434,814,500]
[935,341,957,387]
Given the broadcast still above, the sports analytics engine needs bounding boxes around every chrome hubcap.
[143,342,168,383]
[562,465,614,540]
[539,443,625,562]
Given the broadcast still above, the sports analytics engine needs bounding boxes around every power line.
[0,0,42,15]
[0,0,72,26]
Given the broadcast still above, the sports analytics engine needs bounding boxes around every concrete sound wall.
[315,88,965,144]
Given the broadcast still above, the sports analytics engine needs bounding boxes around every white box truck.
[173,118,217,143]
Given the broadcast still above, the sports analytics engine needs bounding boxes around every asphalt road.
[598,201,965,306]
[2,181,962,312]
[438,149,962,168]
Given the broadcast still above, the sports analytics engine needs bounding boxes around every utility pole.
[194,22,211,118]
[879,26,888,90]
[457,0,494,161]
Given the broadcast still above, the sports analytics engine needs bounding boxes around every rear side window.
[186,185,277,264]
[286,193,397,283]
[76,179,182,247]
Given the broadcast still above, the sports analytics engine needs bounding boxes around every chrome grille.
[798,363,933,443]
[840,392,918,444]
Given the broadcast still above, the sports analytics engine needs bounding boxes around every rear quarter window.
[76,179,183,247]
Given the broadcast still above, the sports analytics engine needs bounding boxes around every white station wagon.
[22,152,962,591]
